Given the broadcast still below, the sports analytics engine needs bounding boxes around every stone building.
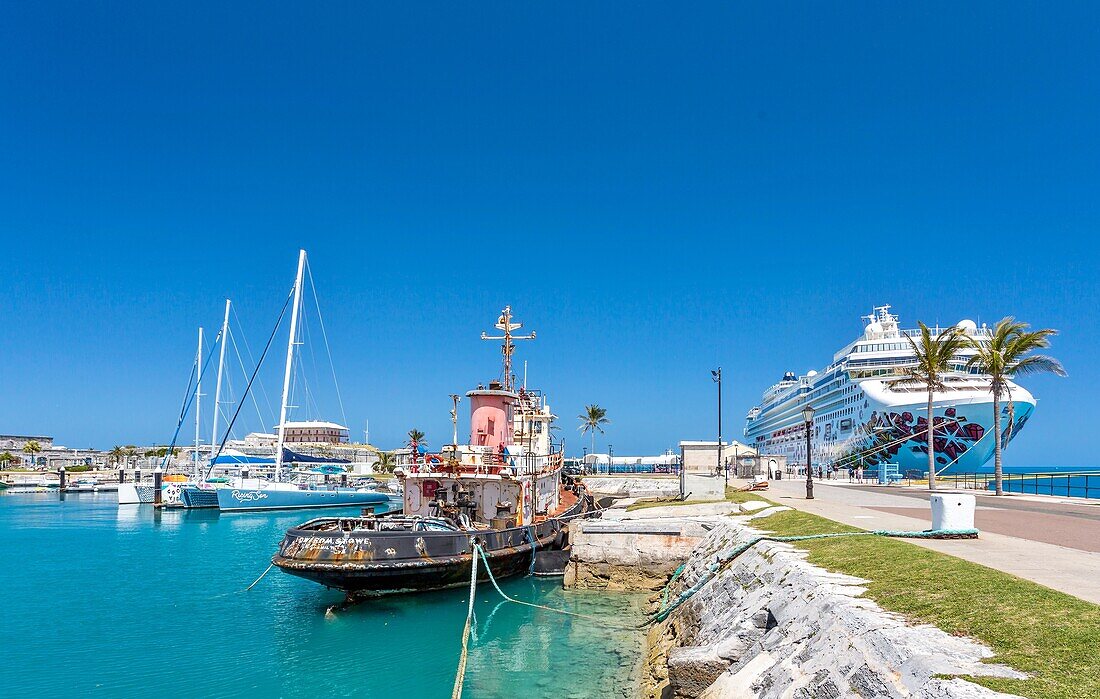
[0,434,55,451]
[678,440,786,478]
[274,421,349,444]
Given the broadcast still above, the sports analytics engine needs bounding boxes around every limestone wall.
[645,516,1028,699]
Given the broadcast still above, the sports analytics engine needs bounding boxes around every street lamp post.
[608,444,613,474]
[733,443,739,483]
[802,405,815,499]
[711,368,722,481]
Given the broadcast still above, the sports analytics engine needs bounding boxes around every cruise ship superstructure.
[743,306,1036,475]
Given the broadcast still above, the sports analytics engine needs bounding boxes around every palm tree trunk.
[927,390,936,491]
[992,392,1003,496]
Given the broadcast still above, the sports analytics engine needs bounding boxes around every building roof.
[274,421,348,431]
[679,440,757,452]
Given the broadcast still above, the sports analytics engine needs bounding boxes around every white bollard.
[930,493,976,531]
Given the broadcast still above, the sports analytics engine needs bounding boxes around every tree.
[21,440,42,469]
[374,450,396,474]
[406,429,426,463]
[967,318,1066,495]
[577,404,610,457]
[109,445,124,466]
[0,451,15,469]
[890,323,968,490]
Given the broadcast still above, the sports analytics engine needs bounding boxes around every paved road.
[761,478,1100,605]
[842,483,1100,522]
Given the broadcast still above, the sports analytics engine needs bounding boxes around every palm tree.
[577,404,610,457]
[22,440,42,469]
[890,323,969,490]
[967,318,1066,495]
[0,451,15,469]
[406,429,426,463]
[109,445,124,466]
[374,450,396,474]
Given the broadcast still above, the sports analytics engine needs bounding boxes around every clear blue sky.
[1,3,1097,466]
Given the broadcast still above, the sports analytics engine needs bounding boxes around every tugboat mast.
[480,305,536,392]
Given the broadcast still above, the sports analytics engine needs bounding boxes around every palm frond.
[1009,354,1067,378]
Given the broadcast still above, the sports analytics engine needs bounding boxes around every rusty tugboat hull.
[272,488,593,598]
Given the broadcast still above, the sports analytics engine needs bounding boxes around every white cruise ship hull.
[743,306,1042,477]
[845,384,1034,475]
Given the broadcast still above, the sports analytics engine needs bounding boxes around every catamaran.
[181,250,389,513]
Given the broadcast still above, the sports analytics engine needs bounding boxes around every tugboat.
[272,307,594,598]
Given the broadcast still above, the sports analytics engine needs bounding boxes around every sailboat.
[195,250,389,513]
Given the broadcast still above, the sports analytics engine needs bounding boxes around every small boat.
[63,478,99,493]
[274,307,594,599]
[4,476,61,492]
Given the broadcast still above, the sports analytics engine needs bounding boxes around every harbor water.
[0,493,646,698]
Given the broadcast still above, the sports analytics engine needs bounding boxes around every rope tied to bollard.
[648,528,979,622]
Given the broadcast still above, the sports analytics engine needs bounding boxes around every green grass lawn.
[624,498,726,512]
[724,487,774,505]
[754,509,1100,699]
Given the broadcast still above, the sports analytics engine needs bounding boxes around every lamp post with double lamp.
[711,368,722,482]
[802,405,815,499]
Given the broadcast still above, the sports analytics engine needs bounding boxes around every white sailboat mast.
[211,299,231,455]
[194,327,204,482]
[275,249,307,482]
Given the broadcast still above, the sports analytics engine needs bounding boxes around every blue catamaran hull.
[215,487,390,512]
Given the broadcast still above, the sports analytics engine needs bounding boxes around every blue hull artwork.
[855,401,1035,476]
[215,487,390,512]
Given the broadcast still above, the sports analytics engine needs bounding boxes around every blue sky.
[1,3,1097,465]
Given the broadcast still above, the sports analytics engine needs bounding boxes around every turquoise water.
[0,493,645,698]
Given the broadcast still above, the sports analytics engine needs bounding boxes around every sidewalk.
[762,478,1100,605]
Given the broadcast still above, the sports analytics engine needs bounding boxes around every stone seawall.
[564,502,740,592]
[644,514,1027,698]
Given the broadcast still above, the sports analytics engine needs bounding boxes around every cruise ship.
[743,306,1036,476]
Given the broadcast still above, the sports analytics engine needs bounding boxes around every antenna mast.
[480,305,536,392]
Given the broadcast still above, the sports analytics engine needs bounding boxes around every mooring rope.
[474,544,648,631]
[451,544,481,699]
[649,528,979,622]
[244,563,275,592]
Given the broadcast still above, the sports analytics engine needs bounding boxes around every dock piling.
[153,467,163,505]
